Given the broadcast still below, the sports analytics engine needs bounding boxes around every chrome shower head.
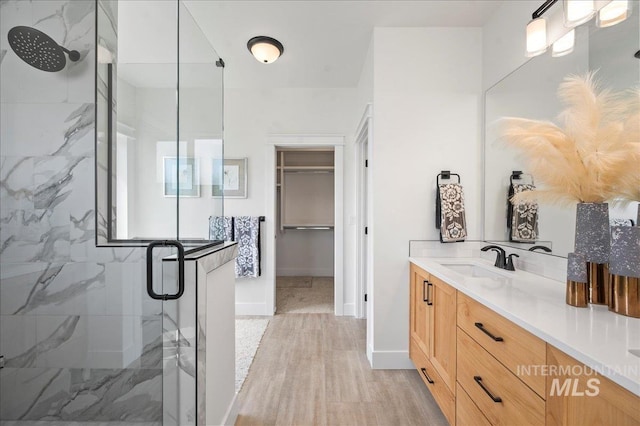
[7,26,80,72]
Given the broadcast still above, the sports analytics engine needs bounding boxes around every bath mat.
[235,318,269,392]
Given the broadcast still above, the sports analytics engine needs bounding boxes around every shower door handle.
[146,240,185,300]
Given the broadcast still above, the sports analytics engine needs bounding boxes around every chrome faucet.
[481,245,506,269]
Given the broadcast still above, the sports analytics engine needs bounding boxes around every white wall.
[224,88,357,315]
[369,27,483,367]
[276,229,334,276]
[482,1,541,90]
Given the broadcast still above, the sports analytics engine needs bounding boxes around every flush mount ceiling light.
[247,36,284,64]
[525,0,630,58]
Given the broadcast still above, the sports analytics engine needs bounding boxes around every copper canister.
[609,275,640,318]
[587,262,610,305]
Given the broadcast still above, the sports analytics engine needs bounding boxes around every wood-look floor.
[235,314,448,426]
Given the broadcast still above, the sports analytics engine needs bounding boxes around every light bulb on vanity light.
[526,17,548,57]
[564,0,596,26]
[552,29,575,57]
[597,0,631,27]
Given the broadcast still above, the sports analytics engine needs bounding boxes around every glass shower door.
[96,0,225,424]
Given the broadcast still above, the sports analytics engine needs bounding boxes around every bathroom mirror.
[96,0,224,245]
[483,5,640,258]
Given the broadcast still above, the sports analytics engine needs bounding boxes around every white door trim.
[355,105,373,320]
[265,134,345,315]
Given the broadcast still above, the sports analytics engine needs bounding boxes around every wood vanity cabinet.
[546,345,640,426]
[409,263,457,425]
[409,261,640,426]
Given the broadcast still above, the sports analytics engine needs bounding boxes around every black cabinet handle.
[146,240,185,300]
[426,282,433,305]
[474,322,503,342]
[421,368,434,384]
[422,280,429,302]
[474,376,502,403]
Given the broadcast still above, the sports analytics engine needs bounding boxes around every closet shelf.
[277,166,334,171]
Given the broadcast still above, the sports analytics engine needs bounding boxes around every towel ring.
[437,171,461,186]
[510,171,534,186]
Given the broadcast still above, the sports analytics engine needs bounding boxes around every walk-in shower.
[0,1,225,424]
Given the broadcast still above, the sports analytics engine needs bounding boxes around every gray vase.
[574,202,610,263]
[609,226,640,278]
[566,252,588,307]
[574,202,610,304]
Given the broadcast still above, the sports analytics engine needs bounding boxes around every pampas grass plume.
[499,73,640,205]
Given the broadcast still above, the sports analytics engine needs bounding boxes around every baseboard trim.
[235,303,272,316]
[370,350,414,369]
[222,392,240,426]
[343,303,355,316]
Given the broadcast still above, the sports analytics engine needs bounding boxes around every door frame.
[265,135,345,315]
[355,104,373,321]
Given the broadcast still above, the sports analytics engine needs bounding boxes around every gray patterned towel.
[209,216,233,241]
[509,184,538,242]
[234,216,260,278]
[437,183,467,242]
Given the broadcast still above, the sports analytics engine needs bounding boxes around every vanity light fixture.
[526,18,548,57]
[552,28,575,56]
[525,0,631,57]
[247,36,284,64]
[563,0,595,26]
[597,0,631,27]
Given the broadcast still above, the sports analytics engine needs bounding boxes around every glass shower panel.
[114,0,180,241]
[178,2,224,241]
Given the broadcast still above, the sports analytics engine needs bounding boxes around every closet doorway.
[275,148,335,313]
[265,136,344,316]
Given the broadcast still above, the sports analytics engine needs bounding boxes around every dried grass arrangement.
[499,73,640,205]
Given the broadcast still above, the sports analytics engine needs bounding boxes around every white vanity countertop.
[409,256,640,397]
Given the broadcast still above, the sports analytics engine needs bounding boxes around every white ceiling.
[183,1,503,89]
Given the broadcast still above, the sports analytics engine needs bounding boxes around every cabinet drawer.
[456,382,492,426]
[457,292,546,397]
[546,345,640,426]
[410,337,455,426]
[457,329,545,426]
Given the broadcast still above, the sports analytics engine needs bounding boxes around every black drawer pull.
[421,368,434,384]
[474,376,502,403]
[423,280,429,302]
[474,322,503,342]
[426,282,433,305]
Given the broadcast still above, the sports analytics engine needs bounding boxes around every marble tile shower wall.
[0,1,162,423]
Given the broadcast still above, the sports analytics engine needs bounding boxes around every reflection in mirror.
[484,4,639,258]
[96,1,224,245]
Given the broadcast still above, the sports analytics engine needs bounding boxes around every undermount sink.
[439,263,510,280]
